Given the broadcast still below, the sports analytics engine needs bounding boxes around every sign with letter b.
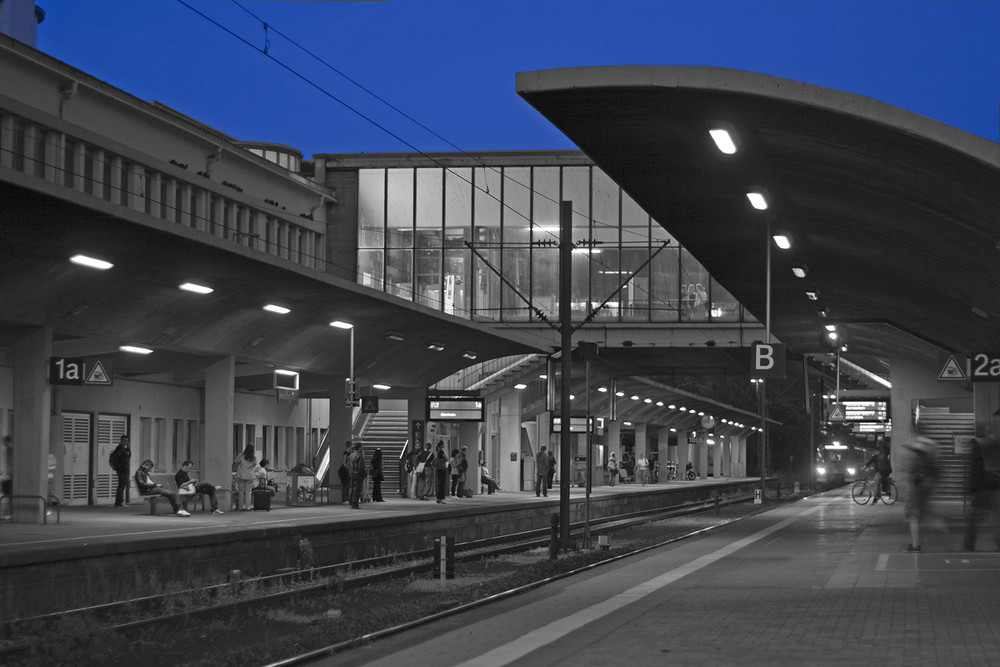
[751,342,786,379]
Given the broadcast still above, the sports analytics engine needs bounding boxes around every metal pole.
[559,200,573,550]
[583,358,592,550]
[761,217,771,496]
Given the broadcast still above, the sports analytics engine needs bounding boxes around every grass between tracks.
[7,498,788,666]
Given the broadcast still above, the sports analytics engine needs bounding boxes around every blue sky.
[36,0,1000,158]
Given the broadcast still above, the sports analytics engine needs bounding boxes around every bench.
[137,472,232,515]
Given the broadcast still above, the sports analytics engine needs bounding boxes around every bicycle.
[851,469,898,505]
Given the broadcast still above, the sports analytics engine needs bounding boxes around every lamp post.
[330,320,356,407]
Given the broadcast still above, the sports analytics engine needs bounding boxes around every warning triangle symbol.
[829,404,846,422]
[939,355,966,381]
[85,360,112,385]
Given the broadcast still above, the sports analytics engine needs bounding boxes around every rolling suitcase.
[252,487,271,511]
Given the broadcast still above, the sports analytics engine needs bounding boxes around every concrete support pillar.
[13,328,52,522]
[459,421,479,496]
[696,437,708,479]
[657,427,671,481]
[203,356,235,488]
[605,419,621,486]
[675,429,689,477]
[499,391,521,492]
[634,422,647,458]
[973,383,1000,438]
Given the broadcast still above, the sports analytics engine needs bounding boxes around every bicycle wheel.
[882,480,898,505]
[851,480,872,505]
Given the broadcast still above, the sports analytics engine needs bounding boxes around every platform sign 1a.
[49,357,114,386]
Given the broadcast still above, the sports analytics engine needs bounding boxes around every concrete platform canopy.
[516,65,1000,379]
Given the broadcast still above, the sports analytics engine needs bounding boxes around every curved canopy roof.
[517,66,1000,380]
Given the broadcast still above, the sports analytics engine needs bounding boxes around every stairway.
[358,411,409,496]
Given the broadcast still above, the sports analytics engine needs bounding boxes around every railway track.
[1,491,774,666]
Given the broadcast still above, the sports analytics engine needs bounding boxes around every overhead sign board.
[552,416,605,434]
[427,393,484,422]
[968,353,1000,382]
[49,357,114,386]
[750,342,786,379]
[841,401,888,421]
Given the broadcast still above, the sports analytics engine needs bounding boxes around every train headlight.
[816,466,826,476]
[846,467,856,476]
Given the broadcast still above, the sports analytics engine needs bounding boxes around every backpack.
[109,448,121,470]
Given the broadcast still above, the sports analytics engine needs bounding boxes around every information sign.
[427,393,484,421]
[968,353,1000,382]
[841,401,888,421]
[49,357,114,386]
[750,342,786,379]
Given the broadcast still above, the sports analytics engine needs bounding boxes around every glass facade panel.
[386,168,413,249]
[352,159,748,327]
[415,168,442,247]
[680,249,711,321]
[415,248,442,308]
[359,170,385,249]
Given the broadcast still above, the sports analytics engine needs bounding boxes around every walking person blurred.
[963,435,1000,551]
[903,434,940,552]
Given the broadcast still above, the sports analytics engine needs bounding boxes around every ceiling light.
[597,386,608,393]
[668,404,676,409]
[462,351,478,360]
[709,128,737,154]
[772,234,791,250]
[119,345,152,355]
[275,369,298,376]
[264,304,290,314]
[179,282,213,294]
[373,383,391,391]
[817,307,830,318]
[623,421,633,427]
[825,324,837,332]
[805,290,819,301]
[616,391,625,397]
[656,401,664,407]
[384,331,404,341]
[427,343,445,351]
[630,395,640,400]
[746,191,768,210]
[70,254,113,270]
[539,374,548,379]
[329,320,353,329]
[972,306,988,318]
[792,265,808,278]
[514,383,527,390]
[644,398,652,403]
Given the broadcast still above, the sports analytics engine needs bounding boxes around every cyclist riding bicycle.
[865,445,892,502]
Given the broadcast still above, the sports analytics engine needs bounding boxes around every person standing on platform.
[964,435,1000,551]
[347,442,367,509]
[234,445,257,511]
[338,442,352,504]
[449,449,461,497]
[370,448,386,502]
[535,445,551,497]
[434,442,450,504]
[608,452,619,486]
[457,445,470,497]
[175,460,224,514]
[416,442,434,500]
[109,434,132,508]
[636,453,650,485]
[547,448,557,491]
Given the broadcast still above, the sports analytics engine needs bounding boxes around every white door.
[62,412,91,506]
[94,414,128,505]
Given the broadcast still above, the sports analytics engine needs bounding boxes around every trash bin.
[286,464,316,506]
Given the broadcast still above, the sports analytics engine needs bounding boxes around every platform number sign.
[750,342,786,379]
[970,353,1000,382]
[49,357,114,386]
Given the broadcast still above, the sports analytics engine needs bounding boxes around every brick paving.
[315,489,1000,667]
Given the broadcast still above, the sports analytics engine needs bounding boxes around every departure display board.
[842,401,888,421]
[427,394,484,422]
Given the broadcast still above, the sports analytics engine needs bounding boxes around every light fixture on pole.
[330,320,356,407]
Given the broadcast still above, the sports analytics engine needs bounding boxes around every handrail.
[0,494,60,524]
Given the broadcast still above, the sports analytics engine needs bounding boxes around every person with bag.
[546,448,557,490]
[865,444,893,502]
[963,435,1000,551]
[415,442,433,500]
[607,452,619,486]
[135,459,189,517]
[457,445,470,497]
[434,442,450,504]
[338,441,352,504]
[109,435,132,508]
[535,445,551,497]
[233,445,257,511]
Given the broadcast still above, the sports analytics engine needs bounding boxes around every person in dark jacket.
[175,460,224,514]
[370,448,385,502]
[109,435,132,508]
[135,459,189,517]
[433,442,450,504]
[865,444,893,502]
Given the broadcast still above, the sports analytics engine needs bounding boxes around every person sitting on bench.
[135,459,189,517]
[175,460,224,514]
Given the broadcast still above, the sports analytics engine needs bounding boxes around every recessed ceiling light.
[179,282,213,294]
[427,343,445,351]
[597,386,608,392]
[264,304,290,314]
[275,369,298,376]
[384,331,404,340]
[373,383,391,391]
[805,290,819,301]
[329,320,353,329]
[120,345,152,355]
[709,128,737,154]
[746,192,768,210]
[772,234,791,250]
[462,351,478,360]
[514,383,527,390]
[792,265,808,278]
[70,254,113,270]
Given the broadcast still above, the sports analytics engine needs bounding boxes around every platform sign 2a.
[750,342,786,379]
[49,357,114,386]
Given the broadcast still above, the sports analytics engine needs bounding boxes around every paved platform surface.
[307,487,1000,667]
